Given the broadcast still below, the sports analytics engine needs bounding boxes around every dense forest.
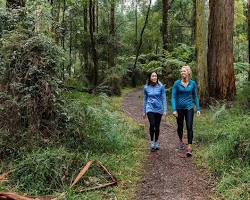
[0,0,249,199]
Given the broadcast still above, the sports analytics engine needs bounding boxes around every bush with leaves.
[136,53,186,87]
[0,29,65,136]
[0,8,34,37]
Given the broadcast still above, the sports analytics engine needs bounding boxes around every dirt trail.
[122,89,212,200]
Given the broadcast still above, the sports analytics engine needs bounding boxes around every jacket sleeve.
[162,85,167,113]
[143,86,148,113]
[171,81,177,112]
[192,81,200,111]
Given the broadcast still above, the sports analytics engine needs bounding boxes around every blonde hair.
[180,65,192,78]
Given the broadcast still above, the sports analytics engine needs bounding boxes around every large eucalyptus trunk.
[207,0,236,100]
[162,0,169,51]
[195,0,207,105]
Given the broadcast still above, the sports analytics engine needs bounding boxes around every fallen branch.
[0,160,117,199]
[0,192,34,200]
[70,160,117,192]
[70,160,94,188]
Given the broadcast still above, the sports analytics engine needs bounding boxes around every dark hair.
[147,71,158,85]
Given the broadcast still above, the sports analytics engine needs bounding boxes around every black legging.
[147,112,162,142]
[176,108,194,144]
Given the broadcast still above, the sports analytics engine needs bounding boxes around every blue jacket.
[171,79,200,112]
[143,83,167,114]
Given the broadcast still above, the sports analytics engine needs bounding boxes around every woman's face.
[150,72,158,83]
[180,68,189,79]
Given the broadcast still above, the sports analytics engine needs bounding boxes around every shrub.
[0,29,65,135]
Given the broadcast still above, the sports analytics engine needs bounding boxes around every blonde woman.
[171,65,200,157]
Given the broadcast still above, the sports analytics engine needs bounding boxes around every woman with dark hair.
[143,71,167,151]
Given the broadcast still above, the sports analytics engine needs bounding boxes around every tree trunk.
[108,0,115,68]
[61,0,66,48]
[135,0,138,49]
[96,0,99,33]
[196,0,207,106]
[83,1,89,76]
[162,0,169,51]
[69,18,73,77]
[207,0,236,100]
[110,0,115,36]
[89,0,98,87]
[61,0,66,80]
[51,0,60,44]
[132,0,152,87]
[92,0,96,33]
[84,2,88,32]
[191,0,196,43]
[6,0,25,8]
[248,0,250,81]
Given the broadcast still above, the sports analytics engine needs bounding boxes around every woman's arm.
[143,86,148,114]
[192,82,200,111]
[162,85,167,113]
[171,82,177,112]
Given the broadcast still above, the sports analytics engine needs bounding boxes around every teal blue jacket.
[171,80,200,112]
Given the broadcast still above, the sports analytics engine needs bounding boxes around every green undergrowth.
[194,85,250,200]
[0,88,147,199]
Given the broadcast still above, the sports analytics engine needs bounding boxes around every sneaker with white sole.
[155,142,160,150]
[176,141,185,151]
[186,146,192,157]
[150,141,155,151]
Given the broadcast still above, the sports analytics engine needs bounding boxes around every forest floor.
[122,89,213,200]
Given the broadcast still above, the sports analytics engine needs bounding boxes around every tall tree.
[6,0,25,8]
[110,0,115,36]
[135,0,138,50]
[162,0,169,51]
[195,0,207,105]
[96,0,99,33]
[50,0,61,44]
[132,0,152,86]
[89,0,99,87]
[108,0,116,68]
[191,0,196,43]
[207,0,236,100]
[248,0,250,81]
[92,0,96,32]
[83,1,89,75]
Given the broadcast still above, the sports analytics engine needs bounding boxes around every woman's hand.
[173,111,178,118]
[163,112,167,122]
[197,111,201,117]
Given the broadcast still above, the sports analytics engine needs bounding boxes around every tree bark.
[207,0,236,100]
[108,0,116,68]
[96,0,99,33]
[135,0,138,49]
[51,0,60,44]
[92,0,96,33]
[191,0,196,43]
[83,1,89,75]
[132,0,152,87]
[89,0,98,87]
[69,17,73,77]
[195,0,207,106]
[162,0,169,51]
[110,0,115,36]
